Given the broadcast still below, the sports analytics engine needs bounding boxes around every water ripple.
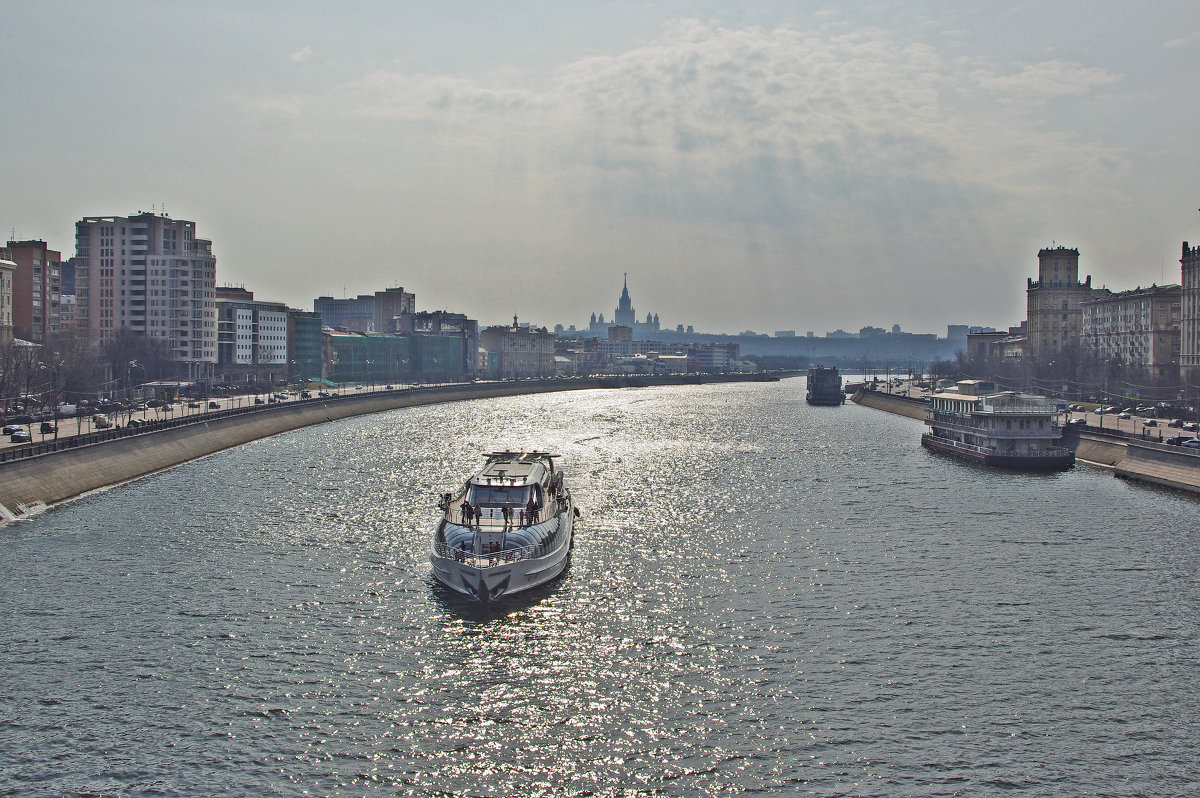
[1,381,1198,795]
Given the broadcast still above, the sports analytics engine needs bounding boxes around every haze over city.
[3,1,1199,335]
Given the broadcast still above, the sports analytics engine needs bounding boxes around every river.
[2,378,1198,796]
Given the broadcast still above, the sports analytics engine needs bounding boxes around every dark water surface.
[3,380,1199,796]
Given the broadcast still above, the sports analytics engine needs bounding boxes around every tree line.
[0,330,175,412]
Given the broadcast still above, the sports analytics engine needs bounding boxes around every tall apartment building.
[0,249,15,346]
[5,239,62,343]
[1026,246,1097,362]
[1080,285,1181,381]
[215,286,289,383]
[75,212,217,378]
[374,287,415,334]
[1183,241,1200,386]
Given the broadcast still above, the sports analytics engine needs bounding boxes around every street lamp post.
[38,362,62,440]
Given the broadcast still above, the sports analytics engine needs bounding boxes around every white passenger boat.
[922,379,1075,471]
[431,451,577,601]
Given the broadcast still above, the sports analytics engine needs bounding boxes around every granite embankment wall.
[849,389,928,420]
[0,374,782,517]
[1113,439,1200,493]
[851,388,1200,496]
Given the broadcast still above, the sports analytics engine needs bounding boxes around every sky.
[3,1,1200,336]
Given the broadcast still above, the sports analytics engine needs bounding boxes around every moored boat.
[806,366,844,405]
[922,379,1074,471]
[431,451,577,601]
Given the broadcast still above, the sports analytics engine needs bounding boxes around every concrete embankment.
[1113,439,1200,493]
[851,388,1200,497]
[0,374,781,518]
[849,388,928,420]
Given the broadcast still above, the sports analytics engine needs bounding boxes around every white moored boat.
[922,379,1075,472]
[431,451,577,601]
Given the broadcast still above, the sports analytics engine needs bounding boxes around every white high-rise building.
[75,211,218,377]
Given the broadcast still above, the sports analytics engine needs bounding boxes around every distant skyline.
[3,1,1200,335]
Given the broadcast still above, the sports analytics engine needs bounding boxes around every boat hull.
[805,393,844,406]
[430,506,574,601]
[921,433,1075,472]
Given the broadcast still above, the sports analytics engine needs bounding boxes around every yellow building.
[1080,285,1181,381]
[1025,246,1100,362]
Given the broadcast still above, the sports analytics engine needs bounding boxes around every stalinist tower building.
[589,275,660,338]
[614,273,636,328]
[1025,245,1097,362]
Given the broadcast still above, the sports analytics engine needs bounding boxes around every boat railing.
[432,541,551,569]
[923,433,1072,457]
[995,446,1073,457]
[927,416,1063,440]
[444,508,547,529]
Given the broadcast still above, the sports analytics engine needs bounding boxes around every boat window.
[468,485,530,507]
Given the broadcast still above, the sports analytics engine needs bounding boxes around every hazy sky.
[3,2,1199,335]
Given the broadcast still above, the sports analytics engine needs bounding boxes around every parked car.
[92,414,113,429]
[1068,417,1088,426]
[254,397,265,405]
[40,421,57,433]
[56,403,77,417]
[1166,435,1190,446]
[1116,411,1132,419]
[1183,439,1200,449]
[146,399,167,409]
[187,401,201,408]
[1144,419,1158,427]
[9,430,31,443]
[300,391,312,398]
[1169,418,1185,428]
[209,401,221,409]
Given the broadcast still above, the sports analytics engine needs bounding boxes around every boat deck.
[446,495,550,528]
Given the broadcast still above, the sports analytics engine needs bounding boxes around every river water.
[2,379,1198,796]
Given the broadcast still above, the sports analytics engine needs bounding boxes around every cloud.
[238,16,1135,324]
[289,46,314,63]
[1162,30,1200,49]
[968,59,1118,99]
[300,20,1123,197]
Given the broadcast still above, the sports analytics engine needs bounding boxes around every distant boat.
[922,380,1074,471]
[430,451,577,601]
[806,366,844,406]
